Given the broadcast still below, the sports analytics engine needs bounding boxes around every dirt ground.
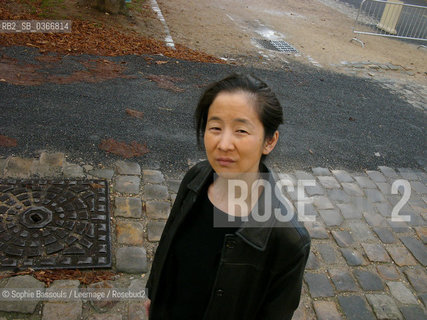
[154,0,426,83]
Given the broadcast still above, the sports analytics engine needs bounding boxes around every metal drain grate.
[0,179,111,270]
[253,39,299,53]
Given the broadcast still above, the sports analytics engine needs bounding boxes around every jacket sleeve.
[257,242,310,320]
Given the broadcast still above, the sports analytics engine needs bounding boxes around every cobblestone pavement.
[0,153,426,319]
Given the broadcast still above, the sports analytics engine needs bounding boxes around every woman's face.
[204,91,278,175]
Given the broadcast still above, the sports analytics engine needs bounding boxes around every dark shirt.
[161,188,243,319]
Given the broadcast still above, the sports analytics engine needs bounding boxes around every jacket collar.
[187,161,278,251]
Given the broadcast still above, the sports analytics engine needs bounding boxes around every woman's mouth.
[217,158,235,166]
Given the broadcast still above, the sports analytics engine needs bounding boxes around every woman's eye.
[236,129,248,134]
[209,127,221,131]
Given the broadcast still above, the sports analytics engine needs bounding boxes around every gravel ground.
[0,46,425,174]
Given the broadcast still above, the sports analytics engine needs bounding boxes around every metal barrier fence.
[351,0,427,47]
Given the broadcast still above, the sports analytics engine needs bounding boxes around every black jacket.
[146,161,311,320]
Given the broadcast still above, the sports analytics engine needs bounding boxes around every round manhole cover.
[0,179,111,270]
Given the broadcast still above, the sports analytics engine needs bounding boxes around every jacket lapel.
[185,161,277,252]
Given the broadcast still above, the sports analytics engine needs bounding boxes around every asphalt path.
[0,46,426,173]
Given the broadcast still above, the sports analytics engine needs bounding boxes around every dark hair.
[195,73,283,147]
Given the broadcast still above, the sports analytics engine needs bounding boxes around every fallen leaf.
[309,149,314,154]
[99,138,149,158]
[125,108,144,119]
[155,60,168,65]
[0,135,17,147]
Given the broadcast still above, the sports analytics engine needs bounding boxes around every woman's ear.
[262,131,279,155]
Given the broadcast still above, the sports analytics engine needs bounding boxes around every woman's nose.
[218,131,235,151]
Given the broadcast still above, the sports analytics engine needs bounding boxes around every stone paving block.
[147,220,166,242]
[143,169,165,184]
[421,293,427,308]
[115,160,141,175]
[115,176,140,194]
[354,269,384,291]
[306,251,320,270]
[399,306,427,320]
[378,166,398,179]
[63,163,85,178]
[329,269,359,292]
[404,210,426,227]
[312,195,334,209]
[366,170,387,183]
[42,301,82,320]
[116,246,148,273]
[4,157,34,178]
[312,167,331,176]
[47,279,80,291]
[398,168,419,181]
[304,221,329,239]
[166,179,181,194]
[0,158,7,177]
[387,246,418,266]
[313,301,342,320]
[348,221,375,241]
[388,220,410,233]
[317,243,339,264]
[366,294,403,320]
[387,281,418,304]
[87,280,117,312]
[0,275,44,313]
[354,176,377,189]
[377,265,401,281]
[410,181,427,194]
[295,170,315,181]
[83,164,93,172]
[114,197,142,218]
[337,203,362,219]
[143,184,169,200]
[318,176,341,189]
[278,173,297,186]
[414,227,427,244]
[88,314,123,320]
[400,236,427,266]
[332,230,355,247]
[319,209,343,226]
[363,211,386,227]
[403,267,427,293]
[39,152,65,167]
[341,248,368,266]
[365,189,386,203]
[338,295,376,320]
[31,161,58,178]
[304,273,334,297]
[332,170,354,183]
[362,243,390,262]
[328,189,351,203]
[337,203,363,219]
[128,302,147,320]
[342,182,364,196]
[171,193,177,204]
[89,168,115,180]
[116,220,144,246]
[376,182,391,195]
[305,182,325,196]
[146,200,170,219]
[373,227,397,244]
[375,202,393,217]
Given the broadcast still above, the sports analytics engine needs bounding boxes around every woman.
[145,73,311,319]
